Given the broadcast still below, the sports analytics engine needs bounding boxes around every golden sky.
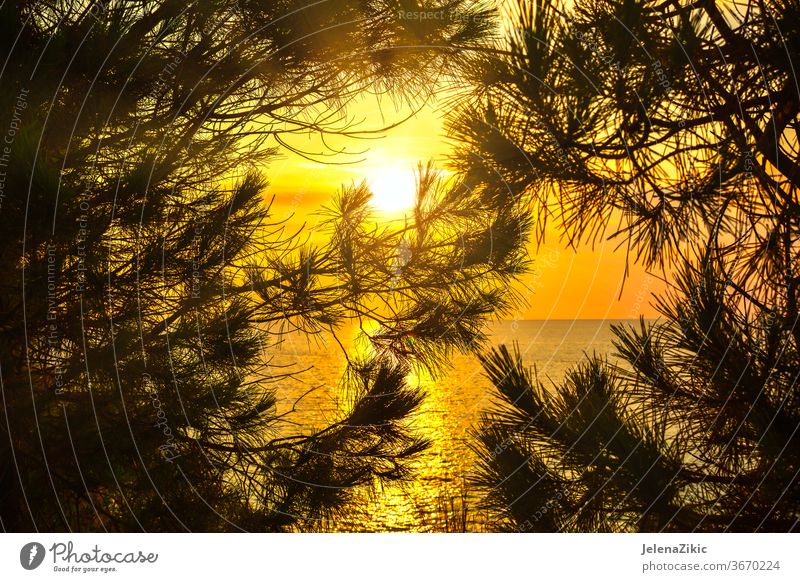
[263,93,664,320]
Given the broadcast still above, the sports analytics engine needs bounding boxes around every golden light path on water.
[340,359,485,532]
[267,314,492,532]
[268,313,627,531]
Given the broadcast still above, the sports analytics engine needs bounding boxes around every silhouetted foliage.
[0,0,529,532]
[464,0,800,531]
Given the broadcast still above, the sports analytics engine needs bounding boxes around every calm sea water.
[269,319,637,531]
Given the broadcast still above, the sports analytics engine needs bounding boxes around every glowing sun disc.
[366,168,417,213]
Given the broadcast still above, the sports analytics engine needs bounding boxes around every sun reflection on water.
[269,319,626,531]
[267,320,489,531]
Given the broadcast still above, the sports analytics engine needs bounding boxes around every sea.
[268,319,638,531]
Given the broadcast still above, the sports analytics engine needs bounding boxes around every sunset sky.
[263,93,664,320]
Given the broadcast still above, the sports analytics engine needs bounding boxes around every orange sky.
[263,94,664,320]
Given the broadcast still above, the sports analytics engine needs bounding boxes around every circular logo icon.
[20,542,46,570]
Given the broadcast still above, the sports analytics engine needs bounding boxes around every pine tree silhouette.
[458,0,800,531]
[0,1,526,532]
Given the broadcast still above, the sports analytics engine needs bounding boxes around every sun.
[366,167,418,213]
